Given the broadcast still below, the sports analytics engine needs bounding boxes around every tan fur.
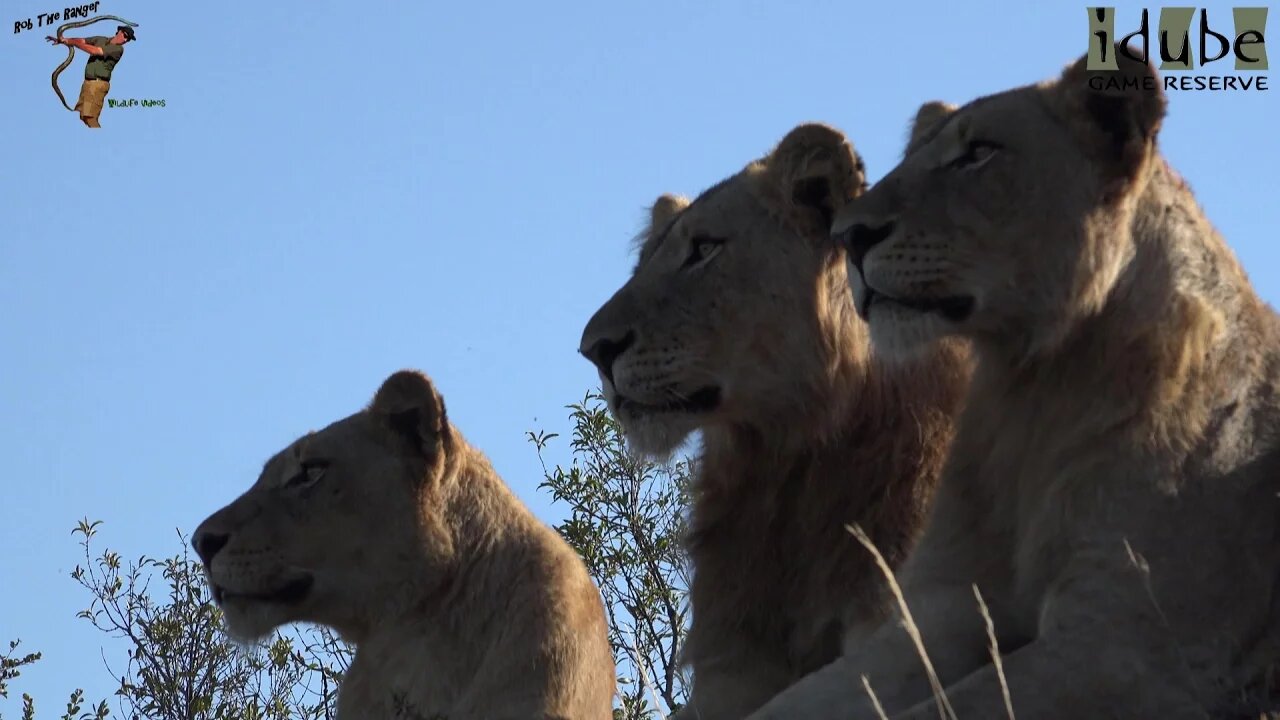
[578,124,971,719]
[903,101,957,156]
[192,370,616,719]
[749,49,1280,719]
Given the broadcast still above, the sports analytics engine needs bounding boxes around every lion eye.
[683,236,725,269]
[950,140,1002,170]
[286,459,329,488]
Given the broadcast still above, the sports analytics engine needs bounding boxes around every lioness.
[747,50,1280,719]
[579,124,969,719]
[192,370,616,719]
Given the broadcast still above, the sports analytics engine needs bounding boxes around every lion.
[746,48,1280,719]
[578,123,971,719]
[192,370,616,719]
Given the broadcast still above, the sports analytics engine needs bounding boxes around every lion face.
[832,52,1164,361]
[579,124,867,456]
[192,371,451,643]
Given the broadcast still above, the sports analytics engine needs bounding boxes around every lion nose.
[192,530,229,567]
[838,220,896,273]
[580,330,636,387]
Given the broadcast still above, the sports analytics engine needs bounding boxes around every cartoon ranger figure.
[45,24,135,128]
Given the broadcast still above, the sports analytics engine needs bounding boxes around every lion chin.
[849,263,971,362]
[210,574,316,644]
[219,597,297,644]
[865,303,952,362]
[603,386,704,459]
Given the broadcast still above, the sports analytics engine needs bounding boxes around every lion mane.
[580,123,971,718]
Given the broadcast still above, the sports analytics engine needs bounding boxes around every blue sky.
[2,0,1276,710]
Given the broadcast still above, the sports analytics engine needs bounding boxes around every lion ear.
[905,101,958,155]
[647,194,690,241]
[369,370,449,457]
[1052,44,1167,183]
[760,123,867,236]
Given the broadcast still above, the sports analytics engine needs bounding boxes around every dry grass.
[847,523,958,720]
[972,584,1015,720]
[845,524,1024,720]
[862,674,890,720]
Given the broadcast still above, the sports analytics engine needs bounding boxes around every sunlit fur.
[751,49,1280,720]
[193,370,616,719]
[580,124,971,719]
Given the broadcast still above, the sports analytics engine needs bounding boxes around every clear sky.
[2,0,1276,710]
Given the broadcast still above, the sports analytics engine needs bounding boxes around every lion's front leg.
[673,623,808,720]
[888,633,1208,720]
[744,583,994,720]
[891,550,1219,720]
[739,653,872,720]
[671,656,791,720]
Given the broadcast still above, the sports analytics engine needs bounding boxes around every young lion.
[192,370,616,719]
[747,50,1280,719]
[579,124,970,719]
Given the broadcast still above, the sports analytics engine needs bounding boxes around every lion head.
[192,370,456,643]
[578,124,868,456]
[832,47,1167,362]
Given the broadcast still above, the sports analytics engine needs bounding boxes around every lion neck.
[705,341,968,469]
[702,257,970,473]
[345,435,540,670]
[969,155,1270,451]
[683,312,968,674]
[693,299,969,560]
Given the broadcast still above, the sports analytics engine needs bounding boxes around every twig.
[626,630,670,720]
